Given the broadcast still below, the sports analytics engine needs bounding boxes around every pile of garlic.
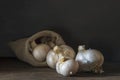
[46,45,79,76]
[32,43,104,76]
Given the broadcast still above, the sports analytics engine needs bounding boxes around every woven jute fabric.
[9,30,65,67]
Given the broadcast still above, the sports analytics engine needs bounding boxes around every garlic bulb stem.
[78,45,85,51]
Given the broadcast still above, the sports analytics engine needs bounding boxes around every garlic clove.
[46,46,63,69]
[56,58,62,74]
[46,46,62,69]
[46,50,59,69]
[32,44,50,62]
[56,58,79,76]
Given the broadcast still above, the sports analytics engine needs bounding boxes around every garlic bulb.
[75,45,104,73]
[33,44,50,62]
[56,57,79,76]
[46,45,75,69]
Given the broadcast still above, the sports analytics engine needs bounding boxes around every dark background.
[0,0,120,62]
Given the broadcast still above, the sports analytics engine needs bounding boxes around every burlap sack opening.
[9,30,65,67]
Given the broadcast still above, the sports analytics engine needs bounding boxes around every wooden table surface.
[0,58,120,80]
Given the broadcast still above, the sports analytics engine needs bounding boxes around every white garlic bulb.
[56,57,79,76]
[75,45,104,73]
[33,44,50,62]
[46,45,75,69]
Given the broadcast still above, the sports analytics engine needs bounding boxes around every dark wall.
[0,0,120,62]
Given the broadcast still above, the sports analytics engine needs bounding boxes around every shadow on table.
[72,63,120,77]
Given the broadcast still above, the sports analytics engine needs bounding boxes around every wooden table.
[0,58,120,80]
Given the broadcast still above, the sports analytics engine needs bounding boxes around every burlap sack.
[9,30,65,67]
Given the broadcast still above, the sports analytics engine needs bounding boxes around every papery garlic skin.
[56,58,79,76]
[60,45,75,59]
[75,45,104,73]
[32,44,50,62]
